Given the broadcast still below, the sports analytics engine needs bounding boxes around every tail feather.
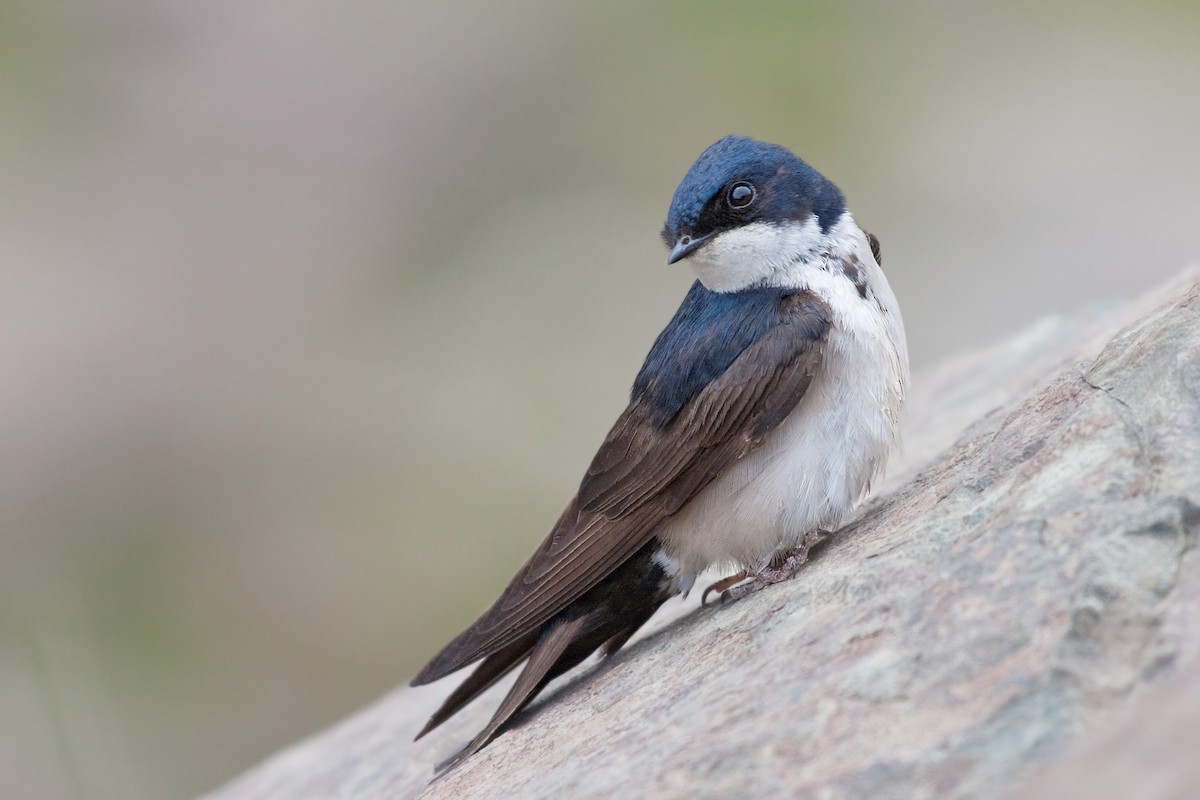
[414,629,540,741]
[419,540,675,773]
[435,615,589,773]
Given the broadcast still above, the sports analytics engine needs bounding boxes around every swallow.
[410,135,909,771]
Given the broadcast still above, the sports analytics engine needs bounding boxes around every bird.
[409,135,909,772]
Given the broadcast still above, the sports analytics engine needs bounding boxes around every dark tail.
[419,540,676,772]
[433,614,592,773]
[414,630,541,741]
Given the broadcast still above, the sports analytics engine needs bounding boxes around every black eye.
[727,181,756,209]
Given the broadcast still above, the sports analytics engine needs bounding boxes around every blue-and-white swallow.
[410,136,909,770]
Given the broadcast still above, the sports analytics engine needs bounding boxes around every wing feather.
[411,291,830,685]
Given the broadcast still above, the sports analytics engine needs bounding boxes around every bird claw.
[701,571,747,606]
[708,530,831,604]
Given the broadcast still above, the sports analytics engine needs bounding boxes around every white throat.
[685,214,835,293]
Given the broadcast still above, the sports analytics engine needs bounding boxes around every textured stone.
[203,267,1200,800]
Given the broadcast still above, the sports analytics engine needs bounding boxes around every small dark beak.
[667,232,715,265]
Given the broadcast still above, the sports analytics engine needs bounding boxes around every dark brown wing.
[411,292,831,685]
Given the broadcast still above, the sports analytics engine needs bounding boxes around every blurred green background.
[2,1,1198,797]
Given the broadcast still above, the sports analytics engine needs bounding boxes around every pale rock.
[203,267,1200,800]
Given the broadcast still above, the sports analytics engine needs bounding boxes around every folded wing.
[411,290,831,686]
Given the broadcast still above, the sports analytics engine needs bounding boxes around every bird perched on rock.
[410,135,909,771]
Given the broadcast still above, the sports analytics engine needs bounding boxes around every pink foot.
[718,530,830,603]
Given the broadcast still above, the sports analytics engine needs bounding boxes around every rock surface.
[203,268,1200,800]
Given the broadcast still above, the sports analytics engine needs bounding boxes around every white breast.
[657,213,908,578]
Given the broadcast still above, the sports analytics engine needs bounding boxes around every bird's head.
[662,136,846,292]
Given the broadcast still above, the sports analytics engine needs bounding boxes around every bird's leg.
[719,530,831,603]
